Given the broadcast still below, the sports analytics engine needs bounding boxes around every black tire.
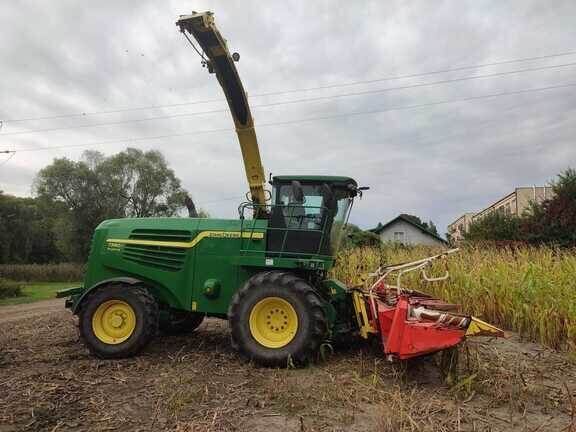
[78,283,159,359]
[160,309,205,335]
[228,271,327,367]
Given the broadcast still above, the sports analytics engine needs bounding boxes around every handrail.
[365,248,459,294]
[238,202,332,258]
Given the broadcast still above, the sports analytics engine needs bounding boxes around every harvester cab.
[264,175,359,257]
[58,10,503,367]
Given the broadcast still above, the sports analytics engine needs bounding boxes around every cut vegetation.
[0,307,574,431]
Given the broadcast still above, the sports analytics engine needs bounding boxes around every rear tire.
[160,309,205,335]
[228,271,327,367]
[78,283,159,359]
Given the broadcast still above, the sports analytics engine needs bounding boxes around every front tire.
[78,284,159,359]
[228,271,327,367]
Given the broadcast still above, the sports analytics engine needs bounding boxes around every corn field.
[333,245,576,352]
[0,263,84,282]
[1,247,575,352]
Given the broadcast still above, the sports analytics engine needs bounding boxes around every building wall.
[447,212,475,242]
[378,220,446,247]
[473,192,516,220]
[473,186,553,221]
[515,187,552,216]
[448,185,553,243]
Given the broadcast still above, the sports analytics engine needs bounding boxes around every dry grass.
[333,245,576,351]
[0,263,84,282]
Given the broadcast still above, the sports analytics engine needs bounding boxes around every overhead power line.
[5,82,574,155]
[0,152,15,168]
[252,51,576,96]
[1,61,575,137]
[2,49,576,124]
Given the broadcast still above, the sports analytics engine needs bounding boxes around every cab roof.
[271,175,357,187]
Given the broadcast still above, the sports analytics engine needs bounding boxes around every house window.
[393,231,405,243]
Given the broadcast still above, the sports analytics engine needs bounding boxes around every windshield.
[276,184,326,230]
[270,182,354,256]
[330,195,353,253]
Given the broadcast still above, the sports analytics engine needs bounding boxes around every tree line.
[462,169,576,247]
[0,146,446,262]
[6,147,569,264]
[0,148,191,263]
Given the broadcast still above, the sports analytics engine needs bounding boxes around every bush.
[464,211,522,241]
[463,168,576,247]
[342,224,381,249]
[522,168,576,247]
[0,263,84,282]
[0,278,23,299]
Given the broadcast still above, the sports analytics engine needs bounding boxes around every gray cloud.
[1,0,575,235]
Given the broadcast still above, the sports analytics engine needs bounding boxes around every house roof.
[473,190,517,219]
[371,215,448,245]
[447,212,476,229]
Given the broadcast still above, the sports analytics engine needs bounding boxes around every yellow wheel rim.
[249,297,298,348]
[92,300,136,345]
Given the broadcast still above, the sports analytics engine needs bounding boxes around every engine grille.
[121,229,191,272]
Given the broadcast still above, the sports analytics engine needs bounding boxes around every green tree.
[98,148,187,217]
[426,220,439,236]
[34,148,188,260]
[34,157,111,260]
[0,192,62,263]
[399,213,439,235]
[464,211,522,241]
[342,224,381,249]
[522,168,576,247]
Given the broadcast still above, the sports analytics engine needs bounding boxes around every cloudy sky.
[1,0,575,235]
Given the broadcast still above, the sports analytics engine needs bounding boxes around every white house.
[371,215,448,247]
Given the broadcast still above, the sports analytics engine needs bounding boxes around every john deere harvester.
[58,12,502,366]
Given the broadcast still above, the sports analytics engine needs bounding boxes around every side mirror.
[291,181,304,203]
[349,185,369,198]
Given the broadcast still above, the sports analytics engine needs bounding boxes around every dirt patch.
[0,299,64,324]
[0,303,575,431]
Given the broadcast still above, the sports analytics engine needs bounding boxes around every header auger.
[58,11,503,367]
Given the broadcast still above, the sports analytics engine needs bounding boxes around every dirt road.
[1,300,575,431]
[0,299,64,324]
